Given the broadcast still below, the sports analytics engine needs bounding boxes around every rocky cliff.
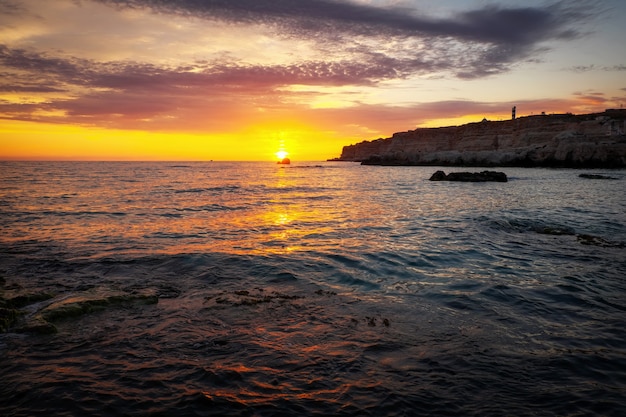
[334,110,626,168]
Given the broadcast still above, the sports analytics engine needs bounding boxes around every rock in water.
[579,173,618,180]
[4,288,158,334]
[429,170,508,182]
[429,170,448,181]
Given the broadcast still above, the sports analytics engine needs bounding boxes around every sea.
[1,161,625,417]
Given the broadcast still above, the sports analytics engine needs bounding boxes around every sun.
[276,150,288,160]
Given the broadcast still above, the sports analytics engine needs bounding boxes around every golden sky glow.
[1,0,625,161]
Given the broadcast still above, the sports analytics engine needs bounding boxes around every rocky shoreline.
[332,110,626,168]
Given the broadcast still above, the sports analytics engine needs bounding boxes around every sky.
[1,0,625,161]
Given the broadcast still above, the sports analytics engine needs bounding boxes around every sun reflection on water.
[1,161,367,257]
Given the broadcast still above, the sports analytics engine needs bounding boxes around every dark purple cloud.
[96,0,588,42]
[0,43,403,90]
[95,0,597,78]
[0,43,402,129]
[1,1,600,90]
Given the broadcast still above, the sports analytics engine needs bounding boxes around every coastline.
[331,109,626,168]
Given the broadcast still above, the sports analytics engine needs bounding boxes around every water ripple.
[1,162,625,416]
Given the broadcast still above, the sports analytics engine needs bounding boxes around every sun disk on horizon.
[276,150,288,160]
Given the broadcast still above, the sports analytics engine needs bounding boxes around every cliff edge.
[333,110,626,168]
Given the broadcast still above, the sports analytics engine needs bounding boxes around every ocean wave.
[172,185,242,195]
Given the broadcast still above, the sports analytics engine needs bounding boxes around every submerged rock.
[0,292,56,333]
[38,292,158,323]
[16,316,57,334]
[0,307,17,332]
[535,226,575,236]
[1,293,55,309]
[429,170,508,182]
[579,173,618,180]
[204,289,304,308]
[577,234,626,248]
[3,288,158,334]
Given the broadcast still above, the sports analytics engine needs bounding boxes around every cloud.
[96,0,588,41]
[95,0,596,78]
[569,65,596,73]
[0,0,24,15]
[2,36,619,135]
[319,95,617,142]
[568,64,626,72]
[1,43,400,130]
[0,0,608,136]
[0,41,402,91]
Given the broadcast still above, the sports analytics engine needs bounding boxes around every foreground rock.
[334,109,626,168]
[2,287,158,334]
[0,292,55,332]
[429,170,508,182]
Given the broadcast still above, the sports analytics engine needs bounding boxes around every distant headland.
[330,109,626,168]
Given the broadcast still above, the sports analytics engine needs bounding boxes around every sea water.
[1,161,625,416]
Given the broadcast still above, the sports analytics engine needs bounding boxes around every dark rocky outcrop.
[332,110,626,168]
[429,170,508,182]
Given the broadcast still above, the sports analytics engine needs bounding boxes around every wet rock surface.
[0,285,158,334]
